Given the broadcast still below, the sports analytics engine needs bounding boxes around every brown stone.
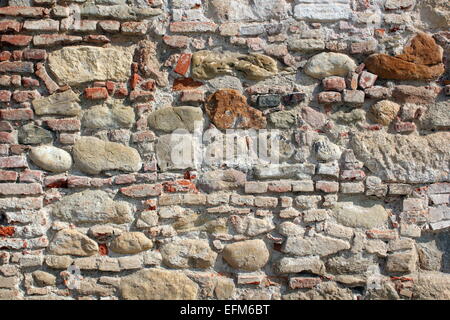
[205,89,266,130]
[364,33,445,80]
[396,32,443,65]
[365,54,445,80]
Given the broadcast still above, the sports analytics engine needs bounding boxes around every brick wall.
[0,0,449,300]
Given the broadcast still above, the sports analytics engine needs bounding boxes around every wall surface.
[0,0,449,300]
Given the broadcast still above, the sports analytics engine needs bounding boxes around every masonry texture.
[0,0,448,300]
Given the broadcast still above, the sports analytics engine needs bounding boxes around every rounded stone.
[29,145,72,173]
[369,100,401,126]
[222,239,270,271]
[120,268,198,300]
[304,52,357,79]
[110,232,153,254]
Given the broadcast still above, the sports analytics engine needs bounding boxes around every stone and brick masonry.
[0,0,449,300]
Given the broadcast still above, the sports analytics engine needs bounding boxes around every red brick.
[322,76,346,92]
[33,34,82,46]
[0,156,27,168]
[174,53,192,76]
[121,21,148,35]
[114,84,128,98]
[35,63,59,94]
[0,144,8,156]
[340,170,366,181]
[46,118,81,131]
[366,229,397,240]
[12,90,40,103]
[0,61,34,74]
[169,22,217,33]
[0,6,47,17]
[129,90,154,102]
[0,226,15,237]
[0,183,42,195]
[90,177,113,188]
[318,91,342,104]
[84,87,108,100]
[1,35,32,46]
[98,20,121,33]
[130,73,141,90]
[83,35,110,44]
[131,130,156,143]
[22,49,47,60]
[23,19,59,32]
[289,277,322,289]
[11,75,20,87]
[0,90,11,102]
[0,132,17,144]
[67,176,91,188]
[120,184,162,198]
[0,51,11,61]
[268,181,292,193]
[10,144,29,155]
[22,77,40,88]
[141,80,155,91]
[19,170,43,183]
[163,180,198,193]
[113,174,136,185]
[0,108,34,121]
[315,181,339,193]
[394,121,416,133]
[0,121,13,131]
[44,175,68,188]
[0,20,21,32]
[0,170,17,181]
[359,71,378,89]
[11,50,22,61]
[163,35,190,48]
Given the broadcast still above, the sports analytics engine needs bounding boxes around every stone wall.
[0,0,449,300]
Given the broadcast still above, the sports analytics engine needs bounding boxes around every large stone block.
[48,46,133,85]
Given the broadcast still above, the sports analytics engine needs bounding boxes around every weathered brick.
[1,35,32,46]
[0,132,17,144]
[315,181,339,193]
[0,183,42,195]
[33,34,82,46]
[163,35,190,48]
[0,20,21,32]
[0,108,33,121]
[0,61,34,74]
[85,87,108,100]
[120,184,163,198]
[0,7,47,18]
[46,118,81,131]
[169,22,217,33]
[245,181,268,194]
[23,49,47,60]
[12,90,40,103]
[23,19,59,32]
[318,91,341,104]
[174,53,192,76]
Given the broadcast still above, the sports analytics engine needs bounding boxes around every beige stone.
[333,201,389,229]
[73,136,142,174]
[147,106,203,133]
[82,103,135,129]
[161,239,217,269]
[120,269,198,300]
[29,145,72,173]
[32,90,81,116]
[110,232,153,254]
[304,52,357,79]
[52,189,133,224]
[222,239,269,271]
[369,100,401,126]
[48,229,98,256]
[192,50,277,80]
[48,46,133,85]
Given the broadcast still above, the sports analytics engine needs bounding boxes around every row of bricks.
[0,19,152,37]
